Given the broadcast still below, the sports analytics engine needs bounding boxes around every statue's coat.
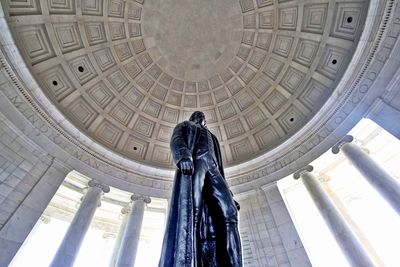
[158,121,226,267]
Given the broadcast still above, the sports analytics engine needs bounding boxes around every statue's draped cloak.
[158,121,226,267]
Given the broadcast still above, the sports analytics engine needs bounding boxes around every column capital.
[318,173,331,183]
[131,194,151,204]
[332,135,354,154]
[293,165,314,179]
[88,180,110,193]
[102,232,116,239]
[40,215,51,224]
[121,205,131,215]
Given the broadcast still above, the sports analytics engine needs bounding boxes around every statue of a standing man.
[159,111,242,267]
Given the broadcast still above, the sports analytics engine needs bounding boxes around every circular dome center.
[142,0,242,81]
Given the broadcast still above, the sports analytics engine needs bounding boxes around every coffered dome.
[5,0,368,168]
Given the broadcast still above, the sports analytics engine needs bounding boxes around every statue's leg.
[207,161,242,267]
[192,159,206,267]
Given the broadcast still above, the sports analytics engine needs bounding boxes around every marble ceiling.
[3,0,369,168]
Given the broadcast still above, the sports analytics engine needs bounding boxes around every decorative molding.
[88,179,110,193]
[332,135,354,154]
[131,194,151,204]
[293,165,314,180]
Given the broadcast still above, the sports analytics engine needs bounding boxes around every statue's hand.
[178,158,194,176]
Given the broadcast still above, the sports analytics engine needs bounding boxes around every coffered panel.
[3,0,369,167]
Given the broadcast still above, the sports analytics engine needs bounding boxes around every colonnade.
[294,135,400,266]
[12,134,400,267]
[48,180,152,267]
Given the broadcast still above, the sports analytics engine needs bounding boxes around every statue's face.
[189,111,206,126]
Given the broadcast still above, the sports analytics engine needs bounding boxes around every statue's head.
[189,111,206,126]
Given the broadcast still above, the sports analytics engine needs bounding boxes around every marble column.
[294,166,375,267]
[319,174,385,266]
[116,195,151,267]
[332,135,400,214]
[109,205,131,267]
[50,180,110,267]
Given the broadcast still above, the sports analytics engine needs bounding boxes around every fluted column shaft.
[116,195,151,267]
[50,180,109,267]
[333,135,400,214]
[294,166,375,267]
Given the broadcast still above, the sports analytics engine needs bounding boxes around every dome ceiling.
[5,0,368,168]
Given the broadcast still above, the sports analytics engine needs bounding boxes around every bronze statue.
[159,111,242,267]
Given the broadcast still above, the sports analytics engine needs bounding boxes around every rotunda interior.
[0,0,399,266]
